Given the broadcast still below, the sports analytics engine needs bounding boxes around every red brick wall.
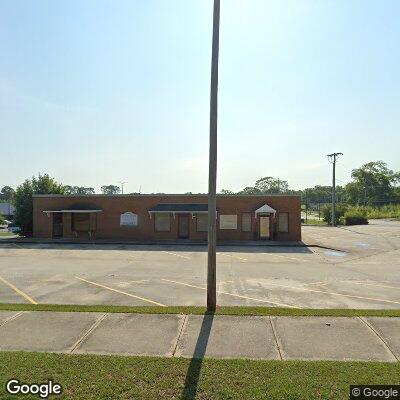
[33,195,301,241]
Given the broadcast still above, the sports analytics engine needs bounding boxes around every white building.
[0,203,15,217]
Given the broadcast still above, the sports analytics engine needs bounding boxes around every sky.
[1,0,399,194]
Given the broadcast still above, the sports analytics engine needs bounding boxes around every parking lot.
[0,220,399,309]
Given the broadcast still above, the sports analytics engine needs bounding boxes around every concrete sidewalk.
[0,311,399,361]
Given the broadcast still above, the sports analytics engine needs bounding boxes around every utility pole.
[327,153,343,227]
[119,181,127,194]
[207,0,220,312]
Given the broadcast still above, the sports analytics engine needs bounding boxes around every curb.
[0,238,342,252]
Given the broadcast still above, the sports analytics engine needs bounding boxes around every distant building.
[33,194,301,241]
[0,203,15,217]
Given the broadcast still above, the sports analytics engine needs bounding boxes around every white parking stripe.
[342,281,400,290]
[218,253,247,262]
[161,278,298,308]
[75,276,166,307]
[162,251,191,260]
[264,281,400,305]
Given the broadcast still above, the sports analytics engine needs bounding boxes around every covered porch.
[43,205,102,239]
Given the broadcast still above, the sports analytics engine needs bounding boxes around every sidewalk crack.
[269,316,283,360]
[172,314,188,357]
[69,313,108,354]
[358,316,398,362]
[0,311,24,328]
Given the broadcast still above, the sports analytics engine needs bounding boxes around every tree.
[238,186,261,195]
[220,189,234,194]
[101,185,120,195]
[255,177,289,194]
[14,174,65,234]
[64,186,95,195]
[0,186,15,202]
[344,161,400,205]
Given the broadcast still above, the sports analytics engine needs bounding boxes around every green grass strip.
[0,352,399,399]
[1,303,400,317]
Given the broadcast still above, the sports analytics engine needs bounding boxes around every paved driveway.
[0,220,399,308]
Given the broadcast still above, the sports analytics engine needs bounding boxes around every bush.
[345,204,400,219]
[0,214,5,224]
[321,204,348,225]
[343,210,368,225]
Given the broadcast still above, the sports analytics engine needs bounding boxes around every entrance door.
[259,215,270,240]
[178,214,190,238]
[52,213,63,238]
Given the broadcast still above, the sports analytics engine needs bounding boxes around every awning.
[43,203,102,215]
[148,203,209,218]
[254,204,276,217]
[43,210,102,214]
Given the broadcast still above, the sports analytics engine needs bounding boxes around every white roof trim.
[254,204,276,216]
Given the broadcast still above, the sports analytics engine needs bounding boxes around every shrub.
[345,204,400,219]
[344,210,368,225]
[321,204,348,225]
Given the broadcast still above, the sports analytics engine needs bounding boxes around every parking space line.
[0,275,37,304]
[75,276,166,307]
[264,281,400,305]
[219,253,247,262]
[266,253,307,262]
[162,251,191,260]
[161,278,298,308]
[341,281,400,290]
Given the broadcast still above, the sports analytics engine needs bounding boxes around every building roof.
[148,203,208,213]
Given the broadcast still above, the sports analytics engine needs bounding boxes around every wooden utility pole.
[327,153,343,227]
[207,0,220,312]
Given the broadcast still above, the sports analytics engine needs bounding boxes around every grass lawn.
[0,232,16,237]
[0,352,399,399]
[302,219,327,226]
[1,303,400,317]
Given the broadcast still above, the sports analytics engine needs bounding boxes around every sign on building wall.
[219,215,237,230]
[120,212,138,226]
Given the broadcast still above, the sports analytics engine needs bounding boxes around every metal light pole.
[119,181,127,194]
[207,0,220,312]
[327,153,343,227]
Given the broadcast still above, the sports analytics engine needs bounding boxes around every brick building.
[33,194,301,241]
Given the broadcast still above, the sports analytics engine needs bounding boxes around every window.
[196,214,208,232]
[241,213,251,232]
[120,212,138,226]
[278,212,289,233]
[220,215,237,230]
[155,213,170,232]
[72,213,90,231]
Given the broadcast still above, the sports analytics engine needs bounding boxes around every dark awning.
[43,203,102,214]
[148,203,208,213]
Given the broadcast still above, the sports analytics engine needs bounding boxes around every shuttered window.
[196,214,208,232]
[241,213,251,232]
[278,212,289,233]
[220,215,237,230]
[155,213,170,232]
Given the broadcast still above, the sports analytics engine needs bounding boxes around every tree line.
[1,160,399,234]
[220,161,400,206]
